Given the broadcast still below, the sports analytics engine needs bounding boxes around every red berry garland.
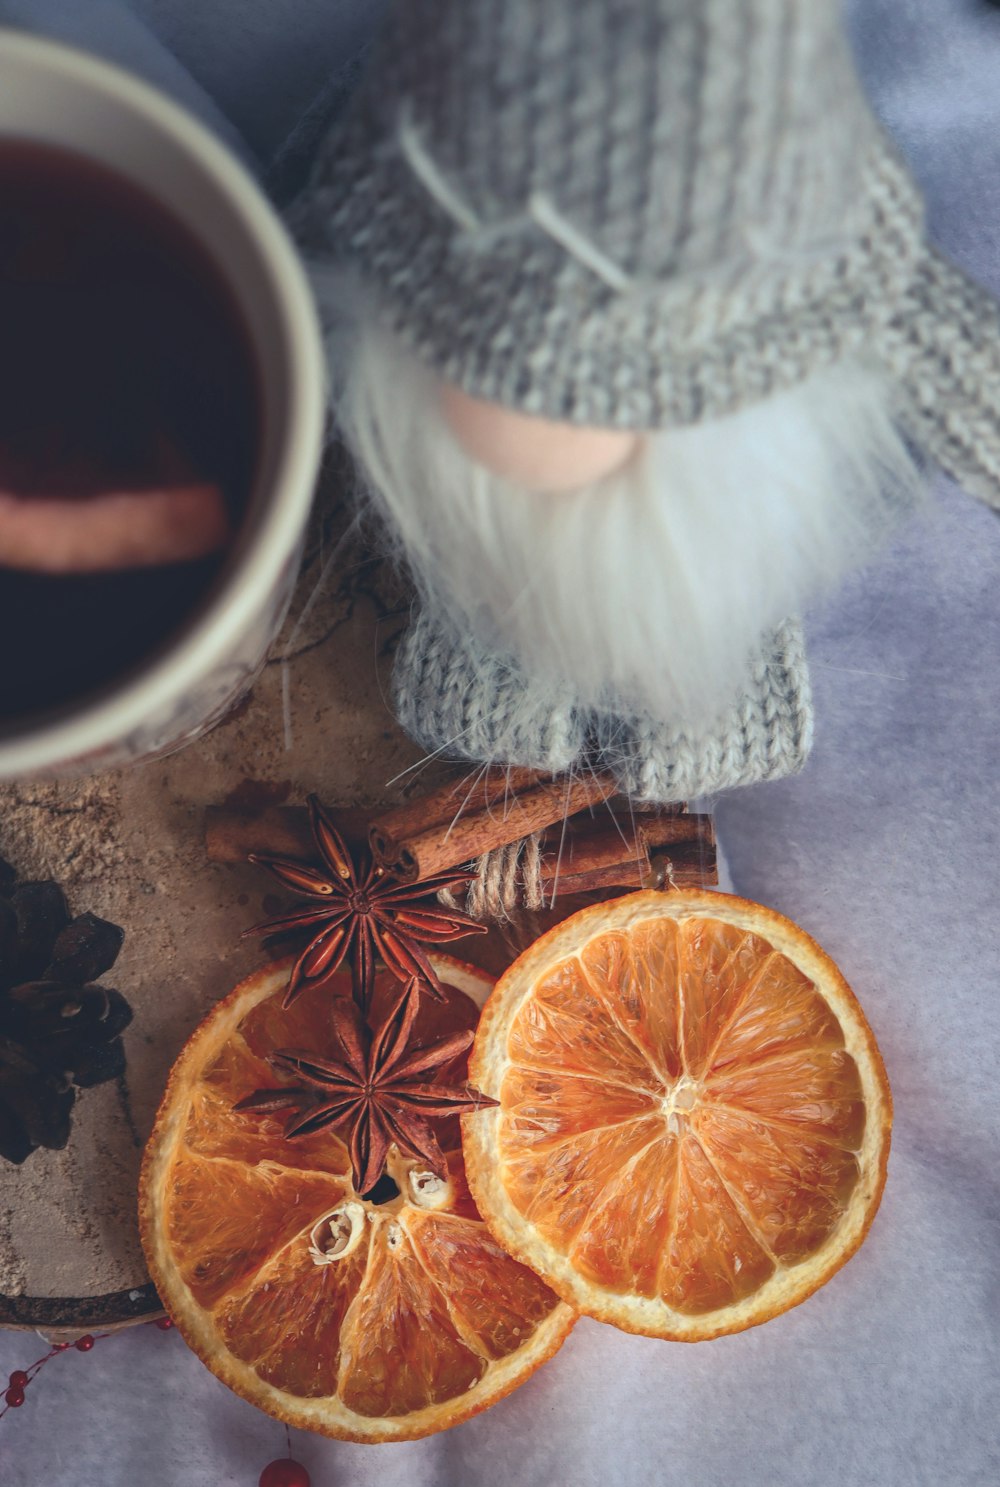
[1,1318,310,1482]
[259,1462,311,1487]
[0,1330,115,1419]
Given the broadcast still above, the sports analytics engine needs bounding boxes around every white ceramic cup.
[0,29,326,779]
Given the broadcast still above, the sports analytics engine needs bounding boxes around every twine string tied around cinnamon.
[438,831,546,920]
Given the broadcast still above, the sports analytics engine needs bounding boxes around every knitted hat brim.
[885,248,1000,510]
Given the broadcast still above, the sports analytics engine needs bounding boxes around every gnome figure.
[298,0,1000,804]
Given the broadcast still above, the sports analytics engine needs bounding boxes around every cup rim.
[0,28,326,775]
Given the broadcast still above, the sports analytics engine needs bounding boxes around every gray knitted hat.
[303,0,1000,802]
[305,0,1000,497]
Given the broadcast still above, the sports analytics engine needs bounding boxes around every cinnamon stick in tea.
[0,484,230,573]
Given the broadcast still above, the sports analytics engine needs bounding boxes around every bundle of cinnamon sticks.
[205,766,717,903]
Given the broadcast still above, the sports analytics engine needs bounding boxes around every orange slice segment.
[140,957,575,1441]
[464,890,892,1341]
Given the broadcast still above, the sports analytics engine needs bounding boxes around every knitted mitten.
[590,622,813,804]
[391,606,586,774]
[393,608,812,804]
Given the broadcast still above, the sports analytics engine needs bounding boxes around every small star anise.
[234,977,497,1194]
[244,795,486,1010]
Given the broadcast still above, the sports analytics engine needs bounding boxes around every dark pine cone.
[0,858,131,1164]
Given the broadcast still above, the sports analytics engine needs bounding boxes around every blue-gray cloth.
[0,3,997,1486]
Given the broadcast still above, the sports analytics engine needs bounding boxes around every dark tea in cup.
[0,140,260,723]
[0,30,324,779]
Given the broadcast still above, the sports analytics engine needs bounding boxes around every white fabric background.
[1,2,999,1484]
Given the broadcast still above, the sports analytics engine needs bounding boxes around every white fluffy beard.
[322,282,925,731]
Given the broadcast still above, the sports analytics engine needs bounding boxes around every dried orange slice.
[139,955,574,1441]
[463,890,891,1341]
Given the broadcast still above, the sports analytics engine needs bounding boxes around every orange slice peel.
[139,955,574,1441]
[463,889,892,1341]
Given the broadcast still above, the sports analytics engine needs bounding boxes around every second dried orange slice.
[139,955,574,1440]
[464,890,891,1340]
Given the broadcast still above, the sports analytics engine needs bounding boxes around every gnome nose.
[438,381,639,493]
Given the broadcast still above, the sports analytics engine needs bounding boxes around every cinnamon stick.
[541,853,712,895]
[367,766,544,851]
[458,814,716,916]
[536,812,716,895]
[647,837,718,889]
[371,770,620,882]
[205,801,716,899]
[204,804,371,865]
[539,814,651,888]
[206,775,610,876]
[636,814,714,851]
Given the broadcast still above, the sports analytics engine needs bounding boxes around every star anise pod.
[234,977,497,1194]
[244,795,485,1010]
